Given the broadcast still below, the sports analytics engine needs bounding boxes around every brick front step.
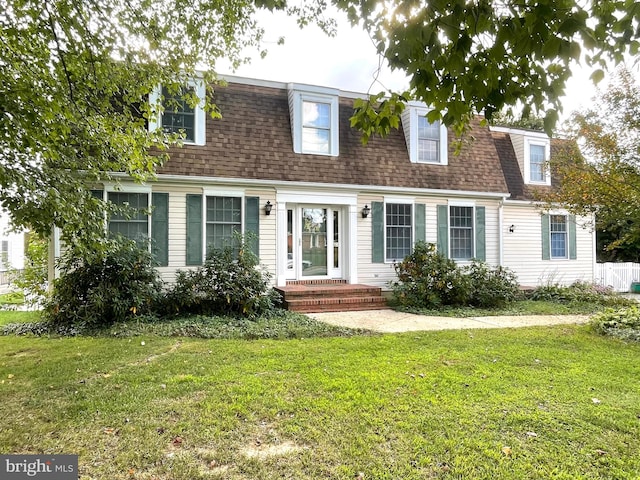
[275,282,388,313]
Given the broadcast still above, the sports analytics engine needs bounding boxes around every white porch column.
[347,203,358,284]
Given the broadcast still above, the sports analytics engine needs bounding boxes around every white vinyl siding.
[358,197,500,289]
[502,204,594,287]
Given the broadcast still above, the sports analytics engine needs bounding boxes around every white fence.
[595,263,640,292]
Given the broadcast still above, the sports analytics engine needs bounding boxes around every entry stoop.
[275,280,388,313]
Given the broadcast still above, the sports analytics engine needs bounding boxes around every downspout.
[498,197,506,266]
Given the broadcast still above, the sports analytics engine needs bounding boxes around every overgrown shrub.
[590,306,640,342]
[43,239,163,329]
[161,238,278,318]
[530,281,634,307]
[391,242,471,308]
[464,260,521,308]
[391,242,521,309]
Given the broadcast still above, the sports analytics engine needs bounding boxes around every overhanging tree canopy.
[1,0,639,255]
[542,66,640,260]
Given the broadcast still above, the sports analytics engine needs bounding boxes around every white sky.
[220,9,605,124]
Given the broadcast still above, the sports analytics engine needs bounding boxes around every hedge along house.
[54,76,595,312]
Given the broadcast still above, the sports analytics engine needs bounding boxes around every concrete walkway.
[308,309,590,333]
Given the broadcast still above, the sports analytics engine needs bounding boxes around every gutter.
[499,197,506,266]
[107,171,511,201]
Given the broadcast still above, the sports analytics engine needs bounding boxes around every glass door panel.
[302,208,327,276]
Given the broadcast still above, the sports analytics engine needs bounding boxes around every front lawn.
[1,324,639,479]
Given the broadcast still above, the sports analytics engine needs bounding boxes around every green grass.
[0,309,40,326]
[1,324,639,479]
[0,290,24,306]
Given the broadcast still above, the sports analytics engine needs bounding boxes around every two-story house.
[55,75,595,311]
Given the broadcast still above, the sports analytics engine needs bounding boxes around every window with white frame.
[302,100,332,154]
[550,214,568,259]
[385,203,413,261]
[149,81,206,145]
[161,86,196,142]
[108,192,149,244]
[401,105,448,164]
[529,144,546,182]
[525,138,551,185]
[288,85,340,156]
[449,205,474,260]
[205,196,242,250]
[418,116,442,163]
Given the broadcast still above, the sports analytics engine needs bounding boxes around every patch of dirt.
[241,440,304,459]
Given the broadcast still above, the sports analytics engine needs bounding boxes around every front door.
[286,205,342,280]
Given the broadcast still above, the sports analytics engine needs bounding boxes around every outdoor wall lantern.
[362,204,371,218]
[265,201,273,216]
[509,224,515,233]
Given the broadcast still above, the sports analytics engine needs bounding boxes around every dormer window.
[302,100,331,154]
[288,84,339,156]
[161,86,196,142]
[149,81,206,146]
[418,116,442,163]
[401,105,448,164]
[525,138,551,185]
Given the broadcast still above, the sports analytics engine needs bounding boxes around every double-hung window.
[161,86,196,142]
[550,215,568,259]
[401,105,448,164]
[149,81,206,145]
[94,188,169,266]
[108,192,149,244]
[541,213,576,261]
[449,206,474,260]
[417,116,442,163]
[529,144,546,182]
[385,203,413,261]
[302,101,332,154]
[186,193,260,266]
[288,85,340,156]
[205,196,242,250]
[524,138,551,185]
[436,204,485,262]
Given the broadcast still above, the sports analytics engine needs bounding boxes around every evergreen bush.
[162,236,278,318]
[43,239,162,328]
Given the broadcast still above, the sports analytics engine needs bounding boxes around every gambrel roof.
[158,78,557,199]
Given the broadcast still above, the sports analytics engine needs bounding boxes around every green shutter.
[372,201,384,263]
[475,206,486,261]
[437,205,449,258]
[569,214,577,260]
[151,193,169,266]
[415,203,426,244]
[245,196,260,257]
[186,194,203,266]
[541,214,550,260]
